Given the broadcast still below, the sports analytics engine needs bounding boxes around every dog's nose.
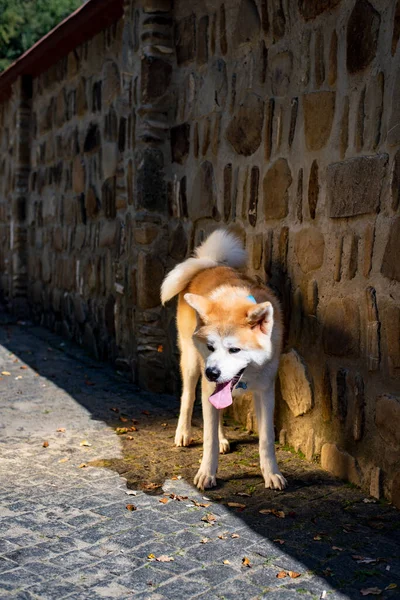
[205,367,221,382]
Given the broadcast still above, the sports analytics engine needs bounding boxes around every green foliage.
[0,0,81,72]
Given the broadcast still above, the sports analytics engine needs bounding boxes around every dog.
[161,229,287,491]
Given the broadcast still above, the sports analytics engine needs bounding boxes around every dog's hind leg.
[194,375,219,489]
[175,338,200,447]
[218,412,230,454]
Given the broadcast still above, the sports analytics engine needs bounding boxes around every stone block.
[308,160,319,219]
[102,61,121,107]
[84,123,101,154]
[278,349,313,417]
[328,30,338,85]
[102,143,118,180]
[347,0,380,74]
[99,221,120,248]
[323,297,360,357]
[391,472,400,509]
[171,123,190,165]
[392,150,400,211]
[85,186,100,219]
[197,15,209,66]
[137,253,165,310]
[321,443,361,486]
[298,0,341,20]
[381,216,400,282]
[136,148,167,213]
[375,394,400,448]
[233,0,260,47]
[169,222,188,260]
[327,154,388,218]
[303,91,335,151]
[226,94,264,156]
[72,156,85,194]
[143,0,171,12]
[370,466,381,500]
[141,57,172,103]
[384,304,400,378]
[315,29,325,88]
[294,227,324,273]
[263,158,292,220]
[134,223,159,245]
[271,52,292,96]
[175,14,196,65]
[189,161,217,221]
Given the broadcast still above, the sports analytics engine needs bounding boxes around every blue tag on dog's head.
[235,381,247,390]
[247,295,257,304]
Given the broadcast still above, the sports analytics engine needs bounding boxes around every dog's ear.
[184,293,211,321]
[246,301,273,335]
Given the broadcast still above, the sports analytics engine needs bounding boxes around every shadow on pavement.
[1,316,400,600]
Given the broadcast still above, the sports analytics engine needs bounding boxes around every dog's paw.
[194,469,217,490]
[219,438,230,454]
[174,427,193,447]
[263,471,287,491]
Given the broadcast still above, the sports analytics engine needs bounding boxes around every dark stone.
[327,154,388,218]
[263,158,292,220]
[348,234,359,280]
[223,163,232,222]
[136,148,167,213]
[141,57,172,102]
[355,87,366,152]
[175,14,196,65]
[299,0,341,20]
[102,61,121,107]
[288,98,298,148]
[381,216,400,282]
[303,91,335,151]
[323,298,360,357]
[321,364,332,422]
[85,186,100,219]
[171,123,190,164]
[393,0,400,56]
[189,161,217,221]
[308,160,319,219]
[260,0,270,33]
[271,51,293,96]
[137,253,164,309]
[169,222,188,260]
[315,29,325,88]
[92,81,102,112]
[272,0,286,40]
[392,149,400,211]
[179,176,188,218]
[220,4,228,54]
[102,177,116,219]
[118,118,127,152]
[249,166,259,227]
[197,15,209,66]
[296,168,303,222]
[336,368,348,423]
[83,123,101,154]
[264,98,274,161]
[329,30,338,85]
[347,0,380,74]
[388,72,400,146]
[226,93,264,156]
[353,373,365,441]
[233,0,260,47]
[105,295,116,337]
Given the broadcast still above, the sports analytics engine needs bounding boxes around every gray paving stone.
[0,567,44,592]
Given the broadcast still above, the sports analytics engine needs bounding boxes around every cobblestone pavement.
[0,316,399,600]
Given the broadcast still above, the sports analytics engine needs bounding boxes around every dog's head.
[184,288,274,392]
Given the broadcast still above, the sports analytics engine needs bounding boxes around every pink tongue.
[209,380,233,410]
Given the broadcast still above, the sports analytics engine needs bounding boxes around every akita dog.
[161,230,287,491]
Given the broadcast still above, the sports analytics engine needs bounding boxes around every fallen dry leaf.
[126,504,137,511]
[236,492,251,497]
[126,436,134,440]
[58,457,69,463]
[218,534,227,540]
[231,533,240,539]
[116,428,128,435]
[227,502,246,509]
[142,410,150,415]
[129,426,137,432]
[288,571,301,579]
[110,407,119,413]
[314,535,322,541]
[242,557,251,568]
[80,440,91,447]
[352,555,379,564]
[201,514,216,524]
[20,366,28,370]
[200,538,210,544]
[159,498,169,504]
[143,482,161,491]
[192,500,210,508]
[56,428,66,433]
[385,584,397,590]
[15,376,22,380]
[78,463,87,468]
[147,553,156,560]
[259,508,285,518]
[274,539,285,545]
[119,417,128,423]
[169,494,187,501]
[157,345,163,353]
[276,571,287,579]
[332,546,343,551]
[2,371,10,376]
[156,555,174,562]
[42,441,49,448]
[161,423,167,427]
[223,559,231,565]
[360,588,382,596]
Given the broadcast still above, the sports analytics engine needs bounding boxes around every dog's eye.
[207,344,214,352]
[229,347,241,354]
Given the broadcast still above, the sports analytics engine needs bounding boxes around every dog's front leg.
[253,386,287,490]
[194,376,219,490]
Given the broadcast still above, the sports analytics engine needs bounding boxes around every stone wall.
[0,0,399,504]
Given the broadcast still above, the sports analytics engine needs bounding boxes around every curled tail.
[161,229,247,304]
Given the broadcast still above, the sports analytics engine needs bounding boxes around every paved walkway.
[0,315,399,600]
